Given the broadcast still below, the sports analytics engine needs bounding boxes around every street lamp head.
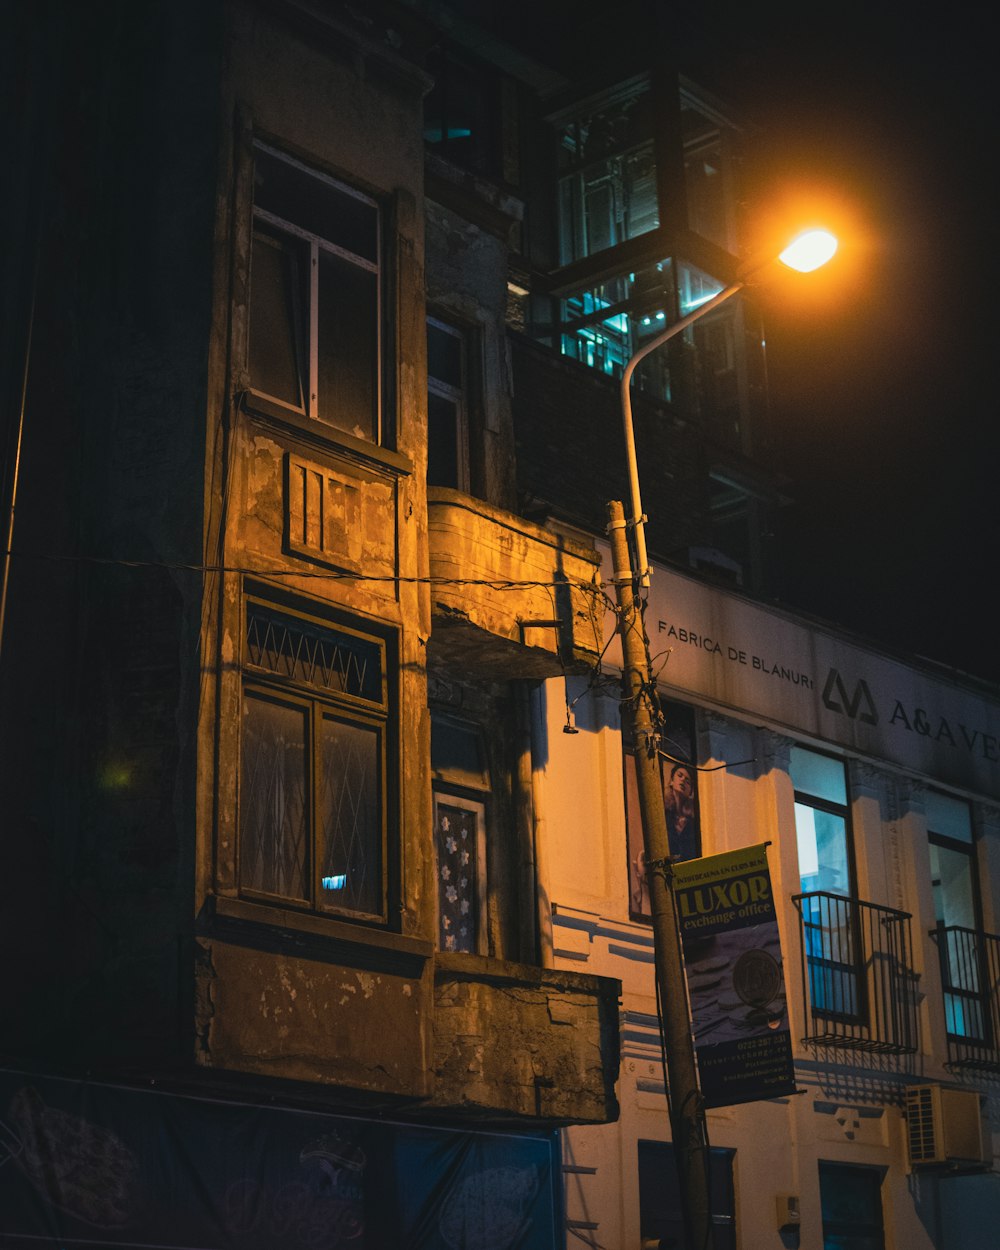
[778,229,838,273]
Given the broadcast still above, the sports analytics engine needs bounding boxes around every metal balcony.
[792,892,919,1054]
[931,925,1000,1073]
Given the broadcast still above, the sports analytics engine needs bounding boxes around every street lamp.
[607,229,837,1250]
[621,229,838,586]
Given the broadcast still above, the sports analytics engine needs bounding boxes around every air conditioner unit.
[905,1084,993,1171]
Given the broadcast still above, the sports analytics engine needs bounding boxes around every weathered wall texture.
[431,954,620,1123]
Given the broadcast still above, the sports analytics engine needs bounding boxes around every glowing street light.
[779,228,839,273]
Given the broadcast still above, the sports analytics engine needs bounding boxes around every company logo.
[822,669,878,725]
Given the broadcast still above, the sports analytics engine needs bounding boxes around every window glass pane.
[555,87,657,264]
[431,717,489,790]
[926,791,973,843]
[250,228,307,409]
[819,1163,885,1250]
[246,603,383,704]
[241,693,309,901]
[428,391,460,489]
[435,799,479,952]
[790,747,847,806]
[427,322,463,388]
[930,840,976,928]
[318,715,381,917]
[796,803,850,895]
[560,260,675,397]
[317,250,378,440]
[255,146,377,262]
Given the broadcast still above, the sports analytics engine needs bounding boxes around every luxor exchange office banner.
[674,844,796,1108]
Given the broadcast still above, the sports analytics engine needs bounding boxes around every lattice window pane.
[435,800,479,953]
[247,604,381,703]
[318,715,380,917]
[241,693,309,901]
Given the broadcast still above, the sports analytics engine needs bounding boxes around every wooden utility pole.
[606,499,713,1250]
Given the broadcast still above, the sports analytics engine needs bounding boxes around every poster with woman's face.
[625,699,700,922]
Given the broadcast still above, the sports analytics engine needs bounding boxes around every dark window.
[791,747,860,1019]
[240,596,393,922]
[249,144,382,442]
[427,318,468,491]
[638,1139,736,1250]
[424,49,501,179]
[819,1162,885,1250]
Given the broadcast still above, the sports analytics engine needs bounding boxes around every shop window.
[555,82,657,265]
[249,144,382,443]
[791,746,860,1020]
[427,318,469,492]
[239,593,394,923]
[818,1162,885,1250]
[431,715,490,954]
[927,791,984,1039]
[638,1140,736,1250]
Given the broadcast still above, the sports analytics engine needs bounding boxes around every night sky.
[479,2,999,686]
[727,8,1000,686]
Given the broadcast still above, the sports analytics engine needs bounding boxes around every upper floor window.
[239,593,395,924]
[424,48,515,183]
[927,791,984,1040]
[426,318,469,491]
[560,259,675,398]
[681,93,738,252]
[555,82,657,265]
[791,746,859,1019]
[249,144,382,443]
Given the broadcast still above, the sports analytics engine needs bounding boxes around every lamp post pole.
[607,497,713,1250]
[607,230,837,1249]
[611,284,744,1250]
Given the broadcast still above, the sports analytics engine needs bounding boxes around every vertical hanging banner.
[673,843,796,1108]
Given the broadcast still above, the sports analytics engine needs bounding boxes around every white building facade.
[538,554,1000,1249]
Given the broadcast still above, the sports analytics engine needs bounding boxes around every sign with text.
[674,844,796,1108]
[598,546,1000,800]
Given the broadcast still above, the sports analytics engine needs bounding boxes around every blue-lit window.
[249,144,382,443]
[560,260,675,399]
[240,595,394,923]
[792,747,861,1021]
[555,84,658,265]
[927,792,985,1040]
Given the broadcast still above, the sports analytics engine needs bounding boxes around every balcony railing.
[792,892,919,1054]
[931,925,1000,1073]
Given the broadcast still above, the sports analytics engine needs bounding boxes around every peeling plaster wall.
[431,956,620,1122]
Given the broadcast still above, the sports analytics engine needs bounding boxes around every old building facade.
[2,1,998,1247]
